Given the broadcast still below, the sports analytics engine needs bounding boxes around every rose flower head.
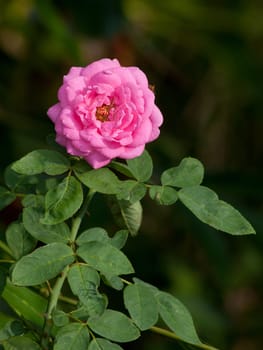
[47,58,163,169]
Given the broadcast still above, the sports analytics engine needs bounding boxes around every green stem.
[0,259,15,263]
[0,240,13,257]
[70,189,96,242]
[41,189,96,349]
[150,326,219,350]
[58,294,78,306]
[121,278,132,285]
[46,266,70,318]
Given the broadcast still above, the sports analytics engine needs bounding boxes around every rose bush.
[47,58,163,168]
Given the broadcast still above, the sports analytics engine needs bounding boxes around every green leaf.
[88,309,140,343]
[11,149,70,176]
[0,187,16,211]
[82,291,108,318]
[77,242,134,276]
[4,166,38,193]
[68,264,106,317]
[52,310,69,327]
[72,159,92,174]
[12,243,74,286]
[36,176,60,195]
[178,186,255,235]
[88,338,124,350]
[109,198,142,236]
[126,150,153,182]
[0,270,6,295]
[41,176,83,225]
[101,275,124,291]
[124,283,158,330]
[2,280,47,327]
[75,168,121,194]
[54,323,90,350]
[156,291,202,345]
[109,161,134,178]
[110,230,128,250]
[149,185,178,205]
[6,222,36,260]
[76,227,109,246]
[69,307,90,321]
[132,278,158,293]
[22,194,45,208]
[0,320,25,341]
[0,312,13,330]
[3,335,42,349]
[23,206,71,244]
[68,264,100,292]
[161,157,204,187]
[117,181,147,204]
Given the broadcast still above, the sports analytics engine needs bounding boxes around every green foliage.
[178,186,255,235]
[149,185,178,205]
[77,242,134,276]
[11,243,74,286]
[0,146,255,349]
[11,150,70,176]
[161,157,204,187]
[126,150,153,182]
[110,230,128,249]
[0,186,16,211]
[2,280,47,328]
[109,198,143,236]
[88,310,140,342]
[124,282,159,330]
[75,168,121,194]
[6,222,36,260]
[52,310,69,327]
[2,336,42,350]
[0,320,25,342]
[68,264,106,317]
[117,181,147,204]
[23,206,71,244]
[41,175,83,224]
[88,338,123,350]
[54,323,90,350]
[76,227,109,245]
[156,291,202,345]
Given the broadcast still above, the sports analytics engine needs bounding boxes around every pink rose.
[47,58,163,169]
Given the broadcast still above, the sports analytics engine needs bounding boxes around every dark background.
[0,1,263,349]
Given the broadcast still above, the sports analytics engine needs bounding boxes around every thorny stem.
[41,189,96,349]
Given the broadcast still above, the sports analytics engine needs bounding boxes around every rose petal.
[98,143,124,158]
[79,129,106,147]
[84,151,111,169]
[89,70,122,89]
[60,108,82,130]
[47,103,61,123]
[126,67,149,88]
[118,145,145,159]
[82,58,120,81]
[130,118,152,147]
[149,105,163,141]
[63,67,82,83]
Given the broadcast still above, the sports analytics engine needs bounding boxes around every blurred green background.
[0,0,263,349]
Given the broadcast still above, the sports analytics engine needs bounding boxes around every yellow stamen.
[95,102,114,122]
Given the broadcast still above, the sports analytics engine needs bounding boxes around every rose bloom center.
[95,102,114,122]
